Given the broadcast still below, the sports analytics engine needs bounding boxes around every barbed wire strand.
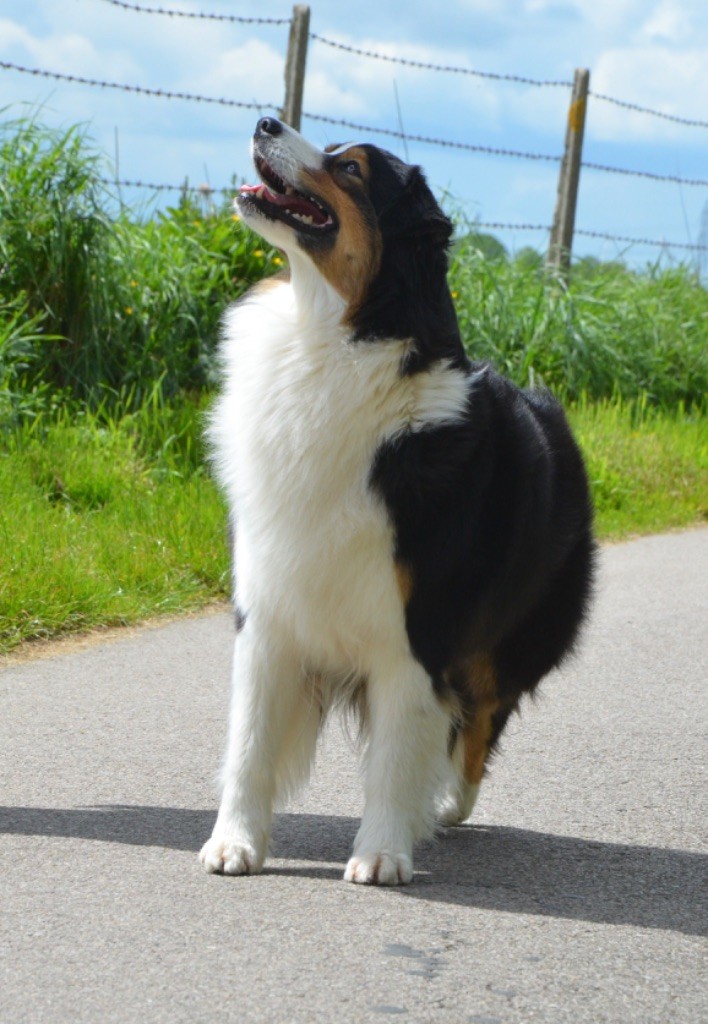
[589,92,708,129]
[101,176,230,193]
[2,61,705,188]
[573,228,707,251]
[311,34,708,129]
[302,110,562,163]
[448,221,707,251]
[98,0,291,24]
[310,34,570,88]
[2,62,705,188]
[91,3,708,129]
[97,180,708,251]
[0,60,275,111]
[582,160,707,189]
[474,222,548,232]
[304,111,708,187]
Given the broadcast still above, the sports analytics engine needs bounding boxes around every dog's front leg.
[345,658,450,886]
[200,617,299,876]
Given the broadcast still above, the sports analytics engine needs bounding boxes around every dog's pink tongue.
[239,183,328,225]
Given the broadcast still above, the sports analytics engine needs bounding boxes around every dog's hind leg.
[199,614,305,876]
[436,726,481,826]
[437,701,516,825]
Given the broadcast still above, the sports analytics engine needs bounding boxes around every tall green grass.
[1,115,706,426]
[450,241,707,409]
[0,116,280,421]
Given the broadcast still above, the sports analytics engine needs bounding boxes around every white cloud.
[590,44,708,140]
[638,0,708,47]
[459,0,508,12]
[191,39,284,107]
[641,1,689,44]
[0,19,34,51]
[304,33,505,130]
[0,17,140,80]
[552,0,644,32]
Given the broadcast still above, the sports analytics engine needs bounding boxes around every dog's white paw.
[436,781,479,826]
[344,852,413,886]
[436,804,467,826]
[199,836,262,876]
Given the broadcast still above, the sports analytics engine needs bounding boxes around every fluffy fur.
[199,117,595,885]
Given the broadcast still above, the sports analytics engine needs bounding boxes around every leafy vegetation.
[450,236,707,409]
[1,116,706,425]
[0,116,706,653]
[0,116,282,421]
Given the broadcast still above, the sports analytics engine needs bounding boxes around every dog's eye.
[340,160,362,179]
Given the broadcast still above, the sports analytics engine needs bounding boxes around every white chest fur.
[209,280,468,675]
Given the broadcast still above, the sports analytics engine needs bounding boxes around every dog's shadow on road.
[2,803,705,937]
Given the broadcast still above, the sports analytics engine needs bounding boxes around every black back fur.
[358,147,595,716]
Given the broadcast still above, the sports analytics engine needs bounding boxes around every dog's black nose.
[256,117,283,137]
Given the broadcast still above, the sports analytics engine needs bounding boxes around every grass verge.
[1,397,705,655]
[1,398,228,653]
[569,397,706,540]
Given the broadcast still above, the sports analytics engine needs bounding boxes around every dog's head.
[237,118,462,367]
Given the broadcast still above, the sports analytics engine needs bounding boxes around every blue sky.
[2,0,707,269]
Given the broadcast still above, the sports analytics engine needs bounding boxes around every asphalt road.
[1,529,707,1024]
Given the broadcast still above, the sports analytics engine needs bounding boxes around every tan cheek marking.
[299,168,381,317]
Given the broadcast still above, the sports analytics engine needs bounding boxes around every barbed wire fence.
[2,0,707,273]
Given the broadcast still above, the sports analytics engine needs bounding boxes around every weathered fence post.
[281,5,310,131]
[547,68,590,275]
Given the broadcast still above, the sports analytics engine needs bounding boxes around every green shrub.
[0,116,706,419]
[0,116,278,417]
[450,239,707,409]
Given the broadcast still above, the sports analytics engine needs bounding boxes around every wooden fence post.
[281,5,310,131]
[547,68,590,275]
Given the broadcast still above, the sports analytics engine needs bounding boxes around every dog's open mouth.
[239,156,336,234]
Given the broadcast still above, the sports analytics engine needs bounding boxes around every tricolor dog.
[200,117,595,885]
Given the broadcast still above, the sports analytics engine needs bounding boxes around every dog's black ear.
[380,165,454,247]
[363,147,453,247]
[351,153,464,371]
